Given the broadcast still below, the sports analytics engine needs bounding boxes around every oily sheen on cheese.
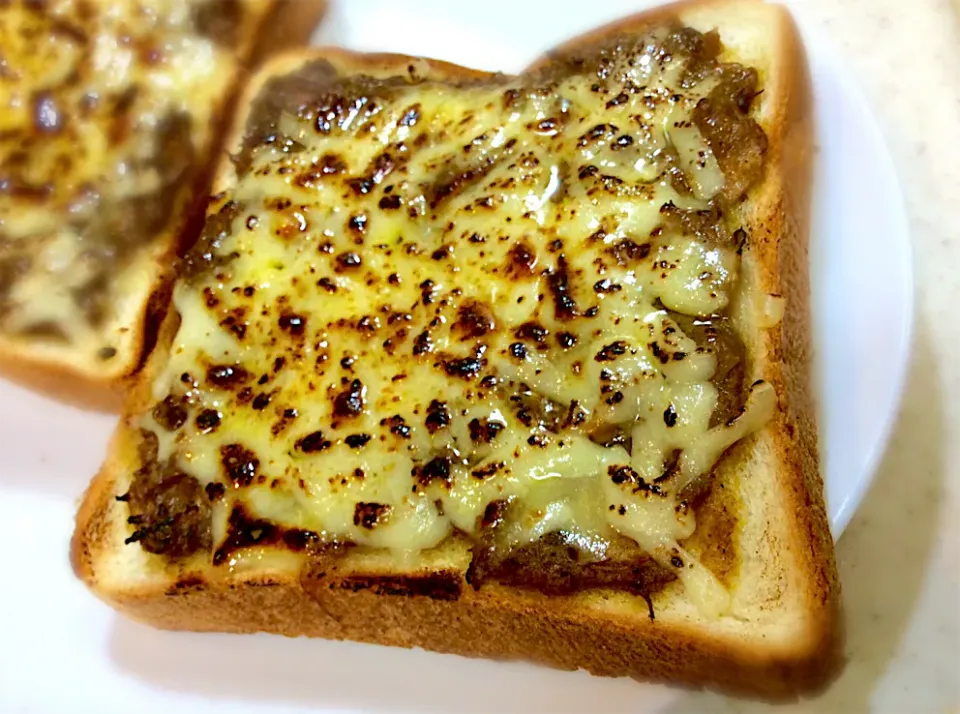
[0,0,261,373]
[141,27,775,617]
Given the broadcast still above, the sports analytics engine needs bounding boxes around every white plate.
[0,2,912,712]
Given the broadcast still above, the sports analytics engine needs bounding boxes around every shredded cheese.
[141,25,774,617]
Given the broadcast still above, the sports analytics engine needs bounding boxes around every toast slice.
[72,0,842,698]
[0,0,325,410]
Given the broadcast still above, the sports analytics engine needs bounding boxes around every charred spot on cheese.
[472,461,504,479]
[593,279,621,294]
[251,391,273,411]
[272,408,298,437]
[518,319,552,344]
[424,399,451,433]
[382,414,411,439]
[322,153,349,173]
[509,386,569,432]
[609,464,664,496]
[278,312,307,337]
[152,395,188,431]
[332,379,365,420]
[345,433,372,449]
[595,340,628,362]
[547,256,579,320]
[556,331,578,349]
[411,330,433,356]
[348,153,397,196]
[354,502,391,529]
[663,404,679,428]
[469,417,505,444]
[608,239,652,266]
[205,482,226,502]
[453,300,495,339]
[206,364,250,389]
[133,22,776,614]
[429,156,499,208]
[379,194,403,210]
[355,315,379,334]
[419,279,438,305]
[414,455,452,488]
[213,505,323,566]
[297,430,332,453]
[505,240,537,278]
[220,443,259,488]
[195,409,221,434]
[441,353,484,380]
[335,251,362,272]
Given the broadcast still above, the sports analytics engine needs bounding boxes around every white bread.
[72,0,842,698]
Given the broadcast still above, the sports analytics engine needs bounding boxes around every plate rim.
[797,17,916,537]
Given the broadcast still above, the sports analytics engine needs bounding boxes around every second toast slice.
[0,0,325,408]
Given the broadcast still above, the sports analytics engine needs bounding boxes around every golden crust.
[73,0,841,698]
[755,7,844,668]
[0,0,327,411]
[72,451,834,700]
[0,297,156,413]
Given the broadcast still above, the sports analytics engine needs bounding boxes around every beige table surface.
[671,0,960,711]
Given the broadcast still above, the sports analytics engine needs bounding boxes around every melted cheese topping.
[144,27,775,617]
[0,0,261,372]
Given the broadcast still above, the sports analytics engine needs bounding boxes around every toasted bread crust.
[756,13,844,671]
[0,0,326,411]
[72,507,831,701]
[0,277,171,411]
[73,0,841,698]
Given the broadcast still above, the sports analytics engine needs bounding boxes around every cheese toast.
[72,0,842,697]
[0,0,325,409]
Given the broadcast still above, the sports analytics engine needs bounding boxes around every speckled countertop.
[686,0,960,711]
